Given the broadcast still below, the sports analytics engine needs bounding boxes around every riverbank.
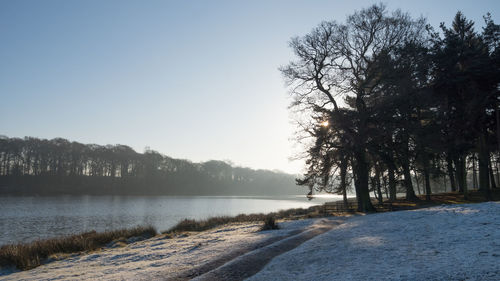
[0,195,332,246]
[1,216,343,280]
[2,193,500,280]
[3,202,500,280]
[0,204,328,274]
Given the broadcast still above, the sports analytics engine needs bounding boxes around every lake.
[0,195,340,246]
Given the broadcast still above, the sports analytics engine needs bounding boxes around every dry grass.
[1,205,326,271]
[164,205,327,234]
[0,226,156,270]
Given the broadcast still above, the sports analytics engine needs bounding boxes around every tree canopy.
[284,4,500,211]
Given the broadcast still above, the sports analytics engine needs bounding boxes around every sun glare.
[320,120,329,127]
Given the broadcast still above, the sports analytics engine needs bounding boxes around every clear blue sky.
[1,0,498,174]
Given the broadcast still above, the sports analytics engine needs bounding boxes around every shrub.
[261,215,279,231]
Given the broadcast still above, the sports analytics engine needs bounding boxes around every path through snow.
[194,218,340,280]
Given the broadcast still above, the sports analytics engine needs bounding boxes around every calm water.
[0,195,339,245]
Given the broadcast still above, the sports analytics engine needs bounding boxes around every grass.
[163,204,327,234]
[0,225,156,270]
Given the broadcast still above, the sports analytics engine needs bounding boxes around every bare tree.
[282,4,427,211]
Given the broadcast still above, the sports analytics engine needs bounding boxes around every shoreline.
[1,216,342,280]
[2,190,498,272]
[0,203,334,274]
[3,191,499,280]
[0,195,336,247]
[4,201,500,280]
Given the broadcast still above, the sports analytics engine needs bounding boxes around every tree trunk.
[492,157,500,188]
[413,170,421,195]
[401,133,418,201]
[446,153,457,192]
[353,149,375,212]
[375,165,383,204]
[478,131,491,200]
[496,105,500,157]
[402,159,418,201]
[461,156,468,200]
[342,186,348,210]
[388,164,397,201]
[340,156,348,209]
[110,162,116,178]
[353,168,362,209]
[472,154,478,190]
[454,154,468,199]
[382,172,389,199]
[423,164,432,201]
[489,156,497,190]
[495,156,500,188]
[354,96,375,213]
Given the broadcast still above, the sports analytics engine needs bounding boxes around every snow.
[248,202,500,281]
[1,218,322,280]
[2,202,500,280]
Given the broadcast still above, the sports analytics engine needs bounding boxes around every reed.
[0,225,156,270]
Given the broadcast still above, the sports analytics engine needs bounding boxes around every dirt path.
[188,218,342,281]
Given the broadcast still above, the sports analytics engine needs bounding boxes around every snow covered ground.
[1,217,325,280]
[248,202,500,281]
[2,202,499,280]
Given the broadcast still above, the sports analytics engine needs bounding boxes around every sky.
[1,0,499,174]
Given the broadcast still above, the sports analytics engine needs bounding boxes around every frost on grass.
[1,219,319,280]
[248,202,500,281]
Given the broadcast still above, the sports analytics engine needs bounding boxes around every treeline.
[0,136,301,196]
[284,5,500,211]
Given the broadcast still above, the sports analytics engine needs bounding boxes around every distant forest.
[0,136,301,196]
